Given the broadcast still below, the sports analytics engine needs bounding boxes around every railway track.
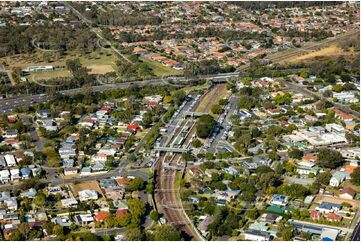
[155,85,224,240]
[268,29,360,63]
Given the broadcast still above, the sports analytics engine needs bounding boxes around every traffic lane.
[351,222,360,241]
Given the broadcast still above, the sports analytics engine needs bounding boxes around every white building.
[78,189,98,201]
[4,154,17,167]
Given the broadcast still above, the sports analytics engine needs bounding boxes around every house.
[249,221,269,232]
[4,154,17,167]
[20,168,32,179]
[95,212,110,222]
[271,194,288,206]
[4,129,18,139]
[78,189,98,201]
[198,215,213,236]
[74,213,94,225]
[105,187,125,200]
[127,124,141,133]
[316,202,342,213]
[61,198,78,207]
[302,153,317,162]
[325,123,345,136]
[64,167,78,176]
[20,188,36,199]
[310,210,321,220]
[325,212,342,222]
[329,171,348,187]
[296,162,320,176]
[244,229,271,241]
[36,109,51,118]
[260,213,281,224]
[339,187,356,200]
[0,170,10,184]
[320,228,339,241]
[10,169,21,180]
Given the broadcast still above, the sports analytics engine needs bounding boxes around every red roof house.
[95,212,110,222]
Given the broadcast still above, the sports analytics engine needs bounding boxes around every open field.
[195,83,228,113]
[70,180,104,198]
[140,57,183,77]
[0,49,118,78]
[289,45,355,63]
[88,64,115,74]
[27,69,73,81]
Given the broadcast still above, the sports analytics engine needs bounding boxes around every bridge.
[154,146,191,153]
[184,111,208,118]
[163,164,185,171]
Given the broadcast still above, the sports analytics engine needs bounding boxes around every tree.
[17,223,30,239]
[150,210,160,221]
[211,104,223,114]
[154,224,182,241]
[288,148,303,159]
[9,231,24,241]
[172,90,187,106]
[126,227,144,241]
[34,192,47,208]
[128,198,146,225]
[317,148,343,169]
[53,225,64,236]
[192,139,202,148]
[282,226,295,241]
[351,167,360,185]
[315,171,332,185]
[245,208,259,220]
[196,115,216,138]
[127,177,145,192]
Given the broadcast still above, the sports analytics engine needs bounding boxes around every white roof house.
[61,198,78,207]
[78,189,98,202]
[4,154,16,167]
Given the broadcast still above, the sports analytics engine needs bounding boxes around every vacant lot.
[28,69,73,81]
[88,64,115,74]
[314,195,359,208]
[70,180,104,198]
[140,57,183,77]
[290,45,354,63]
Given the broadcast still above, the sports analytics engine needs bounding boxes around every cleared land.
[28,69,73,81]
[140,57,183,77]
[88,64,115,74]
[289,45,354,63]
[70,180,104,198]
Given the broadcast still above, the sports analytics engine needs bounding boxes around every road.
[284,81,360,117]
[350,222,360,241]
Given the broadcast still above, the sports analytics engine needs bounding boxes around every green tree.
[128,198,146,225]
[192,139,202,148]
[150,210,160,221]
[126,227,144,241]
[317,148,343,169]
[196,115,216,138]
[351,167,360,185]
[288,148,303,159]
[211,104,223,114]
[127,177,145,192]
[315,171,332,185]
[154,224,182,241]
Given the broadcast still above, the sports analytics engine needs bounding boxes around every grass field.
[28,69,73,81]
[140,57,183,77]
[289,45,351,63]
[0,50,117,79]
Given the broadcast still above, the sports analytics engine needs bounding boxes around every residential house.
[339,187,356,200]
[61,198,78,207]
[198,215,213,236]
[244,229,271,241]
[316,202,342,213]
[74,213,94,226]
[78,189,98,201]
[271,194,288,207]
[325,212,342,222]
[329,171,348,187]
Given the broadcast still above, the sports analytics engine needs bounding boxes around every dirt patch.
[314,195,359,208]
[88,64,115,74]
[290,45,353,63]
[70,180,104,198]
